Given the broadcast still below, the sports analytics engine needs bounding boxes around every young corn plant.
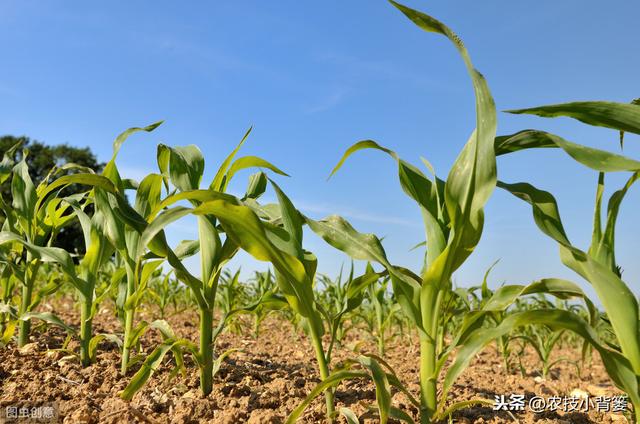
[492,100,640,419]
[0,140,22,334]
[513,325,575,380]
[216,269,248,335]
[364,275,400,357]
[295,3,603,422]
[317,264,365,348]
[0,148,99,349]
[121,129,291,398]
[299,2,499,421]
[66,122,214,373]
[21,122,166,366]
[146,270,188,319]
[0,143,21,341]
[455,262,519,373]
[262,182,384,422]
[0,264,17,344]
[112,169,175,375]
[156,173,386,420]
[246,270,286,339]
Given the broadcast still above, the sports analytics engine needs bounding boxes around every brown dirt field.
[0,300,631,423]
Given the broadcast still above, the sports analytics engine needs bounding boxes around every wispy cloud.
[141,34,248,72]
[305,87,349,114]
[315,51,458,92]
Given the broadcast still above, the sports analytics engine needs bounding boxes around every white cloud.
[305,88,349,114]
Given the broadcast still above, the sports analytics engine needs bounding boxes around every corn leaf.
[506,101,640,135]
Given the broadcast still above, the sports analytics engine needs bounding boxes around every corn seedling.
[364,275,400,356]
[494,99,640,419]
[175,172,388,421]
[0,145,103,352]
[120,129,291,398]
[147,270,188,319]
[246,270,286,339]
[296,3,603,422]
[300,1,499,421]
[216,270,248,335]
[317,264,371,348]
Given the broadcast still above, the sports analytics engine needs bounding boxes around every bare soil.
[0,300,630,423]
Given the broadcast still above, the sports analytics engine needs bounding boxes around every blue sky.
[1,1,639,296]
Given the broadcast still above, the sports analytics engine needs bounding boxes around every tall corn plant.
[293,3,599,422]
[82,123,205,374]
[301,2,497,421]
[492,100,640,419]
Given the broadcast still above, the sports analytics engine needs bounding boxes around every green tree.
[0,135,104,254]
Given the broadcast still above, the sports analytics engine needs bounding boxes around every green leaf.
[497,181,571,245]
[173,240,200,259]
[211,348,238,378]
[329,140,397,178]
[134,174,164,219]
[11,154,37,234]
[329,140,446,266]
[437,399,493,421]
[339,408,360,424]
[1,321,17,346]
[499,180,640,375]
[158,144,205,192]
[0,232,82,291]
[285,370,369,424]
[443,310,640,409]
[20,312,75,334]
[89,333,123,362]
[306,215,392,269]
[112,121,163,162]
[506,101,640,135]
[270,179,304,261]
[495,130,640,172]
[210,127,252,191]
[105,121,163,191]
[223,156,288,191]
[36,173,118,215]
[244,171,268,199]
[390,0,497,293]
[358,356,391,424]
[0,139,23,184]
[389,407,416,423]
[589,173,605,260]
[590,172,639,271]
[192,199,316,319]
[120,339,189,401]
